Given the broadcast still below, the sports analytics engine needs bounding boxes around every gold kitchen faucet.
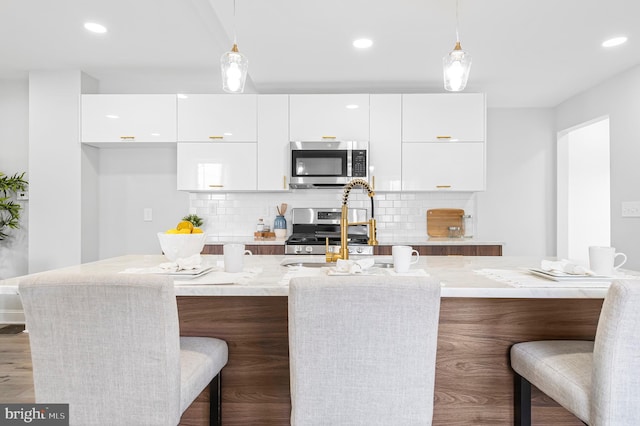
[326,178,378,262]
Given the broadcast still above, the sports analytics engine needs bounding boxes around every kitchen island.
[1,255,629,425]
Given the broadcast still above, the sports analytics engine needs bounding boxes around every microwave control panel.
[352,150,367,177]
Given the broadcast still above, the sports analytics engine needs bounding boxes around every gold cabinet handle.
[371,176,376,190]
[321,136,337,139]
[436,185,452,189]
[120,136,135,140]
[436,135,452,139]
[208,184,224,188]
[209,136,224,140]
[283,175,287,190]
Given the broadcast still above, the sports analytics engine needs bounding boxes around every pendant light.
[443,0,472,92]
[220,0,248,93]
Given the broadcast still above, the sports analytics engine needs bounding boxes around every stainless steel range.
[285,207,374,255]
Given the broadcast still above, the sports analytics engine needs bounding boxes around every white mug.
[224,243,253,273]
[589,246,627,276]
[392,245,419,273]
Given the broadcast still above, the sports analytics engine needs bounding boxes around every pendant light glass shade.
[443,41,472,92]
[221,43,248,93]
[443,0,472,92]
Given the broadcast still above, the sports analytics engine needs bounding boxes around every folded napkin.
[159,254,202,272]
[334,258,375,274]
[540,259,593,275]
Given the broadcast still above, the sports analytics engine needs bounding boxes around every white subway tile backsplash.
[189,190,476,239]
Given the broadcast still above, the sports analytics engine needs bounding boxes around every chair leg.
[514,374,532,426]
[210,373,221,426]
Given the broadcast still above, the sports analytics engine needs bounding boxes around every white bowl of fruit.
[157,218,206,262]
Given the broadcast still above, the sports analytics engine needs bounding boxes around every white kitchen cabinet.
[177,94,257,142]
[81,94,177,144]
[402,142,485,191]
[369,94,402,191]
[289,94,369,141]
[402,93,485,142]
[177,143,257,191]
[257,95,290,190]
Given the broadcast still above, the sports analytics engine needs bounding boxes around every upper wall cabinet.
[289,94,369,142]
[402,93,485,142]
[402,142,485,191]
[81,94,177,144]
[177,94,257,142]
[369,94,402,191]
[177,142,257,191]
[257,95,290,191]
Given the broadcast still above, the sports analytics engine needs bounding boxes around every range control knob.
[305,246,313,253]
[294,245,302,254]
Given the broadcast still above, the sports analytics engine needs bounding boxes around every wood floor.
[0,327,34,404]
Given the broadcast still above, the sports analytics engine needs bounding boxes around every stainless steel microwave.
[289,141,368,188]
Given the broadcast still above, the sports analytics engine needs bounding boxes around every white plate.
[159,266,215,278]
[527,268,614,282]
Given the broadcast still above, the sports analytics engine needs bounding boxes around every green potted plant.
[0,172,28,240]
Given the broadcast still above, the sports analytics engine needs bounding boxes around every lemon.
[177,228,192,234]
[176,221,194,232]
[192,228,203,234]
[165,229,179,234]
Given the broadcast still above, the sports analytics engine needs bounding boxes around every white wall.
[477,108,556,256]
[556,64,640,270]
[0,79,29,323]
[0,79,29,279]
[28,71,84,273]
[98,147,189,258]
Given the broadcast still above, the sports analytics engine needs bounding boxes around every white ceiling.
[1,0,639,107]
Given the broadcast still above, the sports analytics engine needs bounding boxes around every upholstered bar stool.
[288,275,441,426]
[19,273,228,426]
[510,280,640,425]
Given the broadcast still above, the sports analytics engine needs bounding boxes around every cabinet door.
[81,94,177,143]
[402,93,485,142]
[177,143,257,191]
[290,94,369,141]
[369,94,402,191]
[177,94,257,142]
[257,95,290,190]
[402,142,485,191]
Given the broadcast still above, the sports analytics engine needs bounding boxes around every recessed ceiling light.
[84,22,107,34]
[105,114,119,119]
[602,36,627,47]
[353,38,373,49]
[345,104,359,109]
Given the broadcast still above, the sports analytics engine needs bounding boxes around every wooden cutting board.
[427,208,464,237]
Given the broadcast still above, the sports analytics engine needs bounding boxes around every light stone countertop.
[2,254,637,298]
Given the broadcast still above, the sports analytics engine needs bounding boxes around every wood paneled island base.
[177,296,602,426]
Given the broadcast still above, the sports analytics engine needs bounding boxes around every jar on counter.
[448,226,462,238]
[462,215,474,238]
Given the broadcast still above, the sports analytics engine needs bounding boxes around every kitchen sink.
[281,259,394,269]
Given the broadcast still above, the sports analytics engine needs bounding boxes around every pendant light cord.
[455,0,460,43]
[232,0,237,45]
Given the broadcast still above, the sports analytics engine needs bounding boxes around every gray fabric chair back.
[19,273,182,426]
[288,275,441,426]
[591,279,640,425]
